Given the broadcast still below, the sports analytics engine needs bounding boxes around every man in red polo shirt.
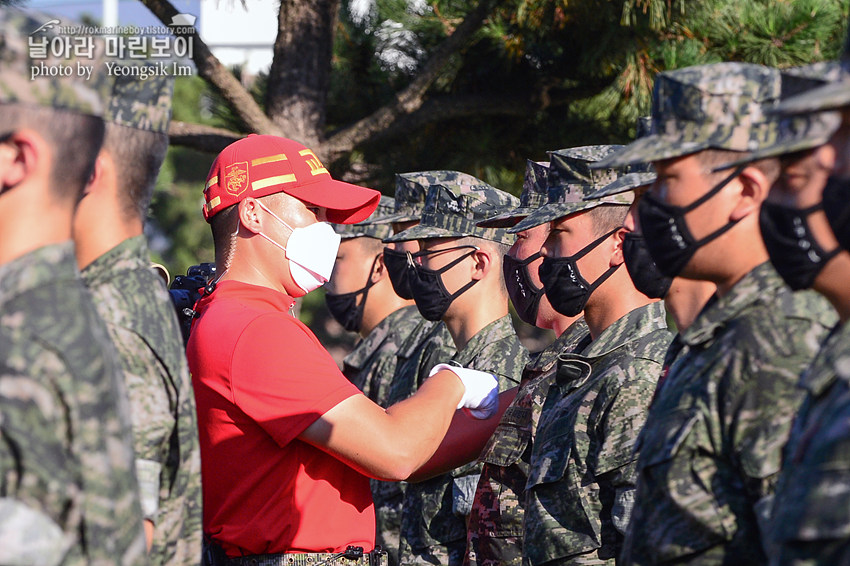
[187,135,500,565]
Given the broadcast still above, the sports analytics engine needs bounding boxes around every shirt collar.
[0,242,77,310]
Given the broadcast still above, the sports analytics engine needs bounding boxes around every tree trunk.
[265,0,339,148]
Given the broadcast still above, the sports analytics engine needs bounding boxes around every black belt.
[206,544,386,566]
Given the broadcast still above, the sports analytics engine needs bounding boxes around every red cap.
[202,135,380,223]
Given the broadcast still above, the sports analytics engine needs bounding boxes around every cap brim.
[509,201,606,233]
[286,178,381,224]
[476,206,534,228]
[773,78,850,115]
[711,133,834,172]
[384,223,470,243]
[585,172,657,200]
[591,135,706,169]
[360,211,421,225]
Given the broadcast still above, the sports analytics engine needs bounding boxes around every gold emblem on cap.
[299,149,329,176]
[224,162,249,196]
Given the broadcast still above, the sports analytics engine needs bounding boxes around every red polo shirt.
[187,280,375,557]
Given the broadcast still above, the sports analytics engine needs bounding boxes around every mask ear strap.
[681,165,746,213]
[569,227,621,261]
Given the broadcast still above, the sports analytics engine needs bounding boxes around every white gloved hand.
[429,363,499,419]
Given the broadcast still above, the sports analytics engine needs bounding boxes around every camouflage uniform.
[0,10,145,564]
[0,244,147,566]
[768,322,850,565]
[81,236,203,566]
[399,315,528,566]
[387,172,529,566]
[623,265,834,565]
[465,318,591,566]
[592,62,838,566]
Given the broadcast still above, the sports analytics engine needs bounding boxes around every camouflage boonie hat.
[510,145,633,233]
[586,117,657,200]
[333,195,394,240]
[775,26,850,115]
[477,160,550,228]
[713,64,843,171]
[594,63,782,169]
[106,69,174,133]
[385,173,519,245]
[0,9,110,117]
[366,171,463,225]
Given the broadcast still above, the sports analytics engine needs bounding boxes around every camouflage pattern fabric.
[623,263,836,566]
[384,173,520,246]
[106,67,174,134]
[0,8,110,116]
[81,236,203,566]
[0,243,146,565]
[335,196,395,240]
[399,315,528,566]
[465,318,592,566]
[477,160,551,228]
[342,304,423,566]
[768,321,850,566]
[775,24,850,115]
[369,172,449,225]
[524,302,672,566]
[596,63,782,169]
[381,318,456,566]
[510,146,633,233]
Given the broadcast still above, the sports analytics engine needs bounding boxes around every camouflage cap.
[775,26,850,115]
[333,195,394,240]
[0,9,110,117]
[366,171,461,225]
[594,63,782,169]
[586,117,657,200]
[477,159,550,228]
[385,172,520,245]
[106,69,174,134]
[712,64,843,171]
[510,145,633,233]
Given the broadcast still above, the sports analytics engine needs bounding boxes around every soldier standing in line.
[327,195,417,406]
[72,69,203,564]
[325,195,419,566]
[511,146,672,566]
[385,174,530,566]
[720,58,850,564]
[462,157,590,566]
[595,62,837,566]
[0,9,146,564]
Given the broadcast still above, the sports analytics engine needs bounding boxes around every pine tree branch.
[320,0,496,160]
[167,121,242,153]
[140,0,282,136]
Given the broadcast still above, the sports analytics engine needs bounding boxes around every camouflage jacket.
[387,318,456,406]
[0,243,146,565]
[466,318,592,566]
[524,301,672,566]
[399,315,528,566]
[81,236,202,566]
[344,305,421,407]
[768,320,850,566]
[623,263,836,566]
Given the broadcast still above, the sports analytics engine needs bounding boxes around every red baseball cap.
[202,135,381,224]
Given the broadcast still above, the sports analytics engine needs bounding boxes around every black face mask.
[538,228,620,317]
[638,167,744,278]
[623,232,674,299]
[409,246,479,321]
[822,175,850,251]
[759,202,840,290]
[503,252,544,326]
[383,247,414,300]
[324,255,379,332]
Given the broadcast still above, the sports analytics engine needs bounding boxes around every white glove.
[429,363,499,419]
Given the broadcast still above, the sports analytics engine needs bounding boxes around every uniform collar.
[80,236,148,288]
[0,242,77,310]
[453,314,516,366]
[344,305,418,370]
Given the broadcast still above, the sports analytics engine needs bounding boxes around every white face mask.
[255,201,341,294]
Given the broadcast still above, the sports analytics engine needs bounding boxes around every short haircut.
[586,204,629,237]
[210,192,292,269]
[103,122,169,222]
[0,103,104,203]
[457,235,509,295]
[356,235,386,256]
[695,148,781,185]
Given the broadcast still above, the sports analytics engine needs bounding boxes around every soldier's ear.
[731,165,771,221]
[238,198,263,234]
[371,252,386,283]
[0,129,41,193]
[470,246,490,281]
[609,227,625,267]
